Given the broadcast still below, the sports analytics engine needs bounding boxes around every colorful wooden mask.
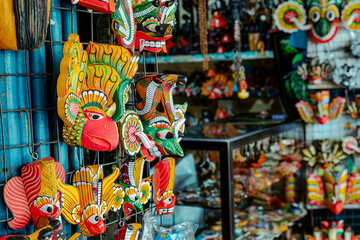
[57,165,121,237]
[0,219,78,240]
[274,0,360,43]
[118,157,151,215]
[303,140,345,169]
[114,223,142,240]
[135,74,187,160]
[57,33,139,151]
[307,168,360,215]
[305,221,345,240]
[153,158,175,215]
[4,157,65,232]
[0,0,51,50]
[112,0,178,53]
[296,91,345,124]
[71,0,116,13]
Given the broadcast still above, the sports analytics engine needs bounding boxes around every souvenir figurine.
[307,167,360,215]
[274,0,360,43]
[285,173,295,203]
[57,33,142,153]
[114,223,142,240]
[348,95,360,119]
[0,0,51,50]
[3,157,65,238]
[57,165,121,237]
[135,74,187,160]
[71,0,116,14]
[153,158,176,215]
[201,73,234,100]
[112,0,178,53]
[296,91,345,124]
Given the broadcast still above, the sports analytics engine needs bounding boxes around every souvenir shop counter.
[179,119,304,240]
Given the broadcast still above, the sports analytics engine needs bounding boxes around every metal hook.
[19,109,42,160]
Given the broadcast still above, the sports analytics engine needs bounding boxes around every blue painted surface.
[29,47,51,159]
[16,51,32,166]
[61,1,78,40]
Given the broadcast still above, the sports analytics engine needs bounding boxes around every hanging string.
[198,0,208,71]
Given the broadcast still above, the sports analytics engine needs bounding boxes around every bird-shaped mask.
[4,157,65,238]
[57,33,139,151]
[57,165,122,237]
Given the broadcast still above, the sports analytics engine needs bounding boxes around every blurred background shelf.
[139,50,274,64]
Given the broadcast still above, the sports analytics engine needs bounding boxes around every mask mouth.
[308,20,339,43]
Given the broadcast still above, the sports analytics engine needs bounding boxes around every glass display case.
[178,119,305,240]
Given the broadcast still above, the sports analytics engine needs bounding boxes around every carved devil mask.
[112,0,178,53]
[135,74,187,160]
[153,157,176,215]
[118,157,151,215]
[4,157,65,238]
[57,33,139,151]
[57,165,122,237]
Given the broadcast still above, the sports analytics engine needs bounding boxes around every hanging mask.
[57,33,140,152]
[111,0,178,53]
[57,165,122,237]
[114,223,142,240]
[307,168,360,215]
[3,157,65,239]
[135,74,187,160]
[71,0,116,13]
[153,158,176,215]
[0,0,51,50]
[0,219,83,240]
[118,157,151,215]
[274,0,360,43]
[296,90,345,124]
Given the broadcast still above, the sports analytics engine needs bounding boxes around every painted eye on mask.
[40,204,54,214]
[157,129,175,140]
[331,196,337,204]
[163,197,173,205]
[88,214,100,224]
[128,193,140,202]
[152,0,161,7]
[311,11,320,23]
[326,10,336,22]
[85,112,104,120]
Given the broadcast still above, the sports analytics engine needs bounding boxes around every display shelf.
[306,204,360,210]
[175,202,221,210]
[308,80,360,89]
[139,50,274,64]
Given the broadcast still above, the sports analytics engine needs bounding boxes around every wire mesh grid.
[0,1,164,238]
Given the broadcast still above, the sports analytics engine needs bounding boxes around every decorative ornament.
[304,220,360,240]
[302,140,345,170]
[285,173,296,203]
[274,0,360,43]
[201,73,234,100]
[57,165,121,237]
[3,157,65,237]
[57,33,141,152]
[71,0,116,13]
[0,0,51,50]
[296,91,345,124]
[347,94,360,119]
[118,157,151,215]
[307,167,360,215]
[153,158,176,215]
[112,0,178,53]
[342,136,360,155]
[114,223,142,240]
[135,74,188,160]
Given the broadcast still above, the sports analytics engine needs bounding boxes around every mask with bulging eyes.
[111,0,178,53]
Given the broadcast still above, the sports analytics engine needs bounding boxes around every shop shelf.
[139,50,274,64]
[308,80,360,89]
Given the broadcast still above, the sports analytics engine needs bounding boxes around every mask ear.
[4,177,31,229]
[342,1,360,30]
[57,179,81,225]
[273,1,306,33]
[112,184,125,211]
[140,181,151,204]
[111,0,137,52]
[101,168,120,214]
